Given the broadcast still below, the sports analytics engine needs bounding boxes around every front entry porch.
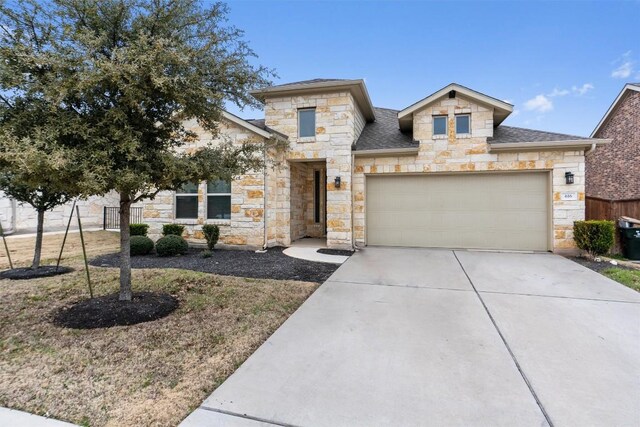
[289,160,327,242]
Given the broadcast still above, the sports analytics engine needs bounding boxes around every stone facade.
[263,91,362,249]
[134,84,589,253]
[137,118,269,249]
[352,94,585,251]
[0,192,119,234]
[587,89,640,200]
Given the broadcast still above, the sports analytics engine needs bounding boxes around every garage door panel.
[366,173,549,251]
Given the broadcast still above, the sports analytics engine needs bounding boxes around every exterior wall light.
[565,171,575,185]
[334,176,341,188]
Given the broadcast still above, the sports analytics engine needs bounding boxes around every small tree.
[573,220,615,257]
[0,0,276,300]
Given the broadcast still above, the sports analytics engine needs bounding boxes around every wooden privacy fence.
[103,206,144,230]
[586,197,640,221]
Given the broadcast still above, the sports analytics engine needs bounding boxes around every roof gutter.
[488,139,611,153]
[353,147,419,157]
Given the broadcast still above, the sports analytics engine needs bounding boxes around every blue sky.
[223,1,639,137]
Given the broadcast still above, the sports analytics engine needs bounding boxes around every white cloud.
[511,109,520,117]
[611,51,634,79]
[524,94,553,113]
[572,83,594,95]
[548,88,570,97]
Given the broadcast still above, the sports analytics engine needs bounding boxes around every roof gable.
[591,83,640,137]
[397,83,513,132]
[250,79,375,122]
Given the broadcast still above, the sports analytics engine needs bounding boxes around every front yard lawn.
[0,263,317,426]
[601,268,640,292]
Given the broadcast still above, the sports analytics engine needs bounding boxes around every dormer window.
[298,108,316,137]
[456,114,470,134]
[433,116,447,136]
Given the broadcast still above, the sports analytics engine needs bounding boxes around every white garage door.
[366,172,550,251]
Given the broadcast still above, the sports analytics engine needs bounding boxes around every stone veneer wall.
[587,90,640,200]
[352,94,585,252]
[138,118,268,249]
[0,191,119,233]
[264,91,361,249]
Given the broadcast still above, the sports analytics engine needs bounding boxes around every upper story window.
[433,116,447,136]
[207,180,231,220]
[456,114,470,134]
[298,108,316,137]
[176,182,199,219]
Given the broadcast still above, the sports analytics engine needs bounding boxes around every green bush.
[573,220,615,256]
[130,235,154,256]
[130,223,149,236]
[202,224,220,250]
[156,234,189,257]
[162,224,185,237]
[201,249,213,258]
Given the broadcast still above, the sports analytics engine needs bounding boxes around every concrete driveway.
[182,248,640,427]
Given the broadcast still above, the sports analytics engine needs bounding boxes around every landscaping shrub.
[201,250,213,258]
[162,224,185,237]
[156,235,189,257]
[202,224,220,250]
[130,236,154,256]
[573,220,615,256]
[130,223,149,236]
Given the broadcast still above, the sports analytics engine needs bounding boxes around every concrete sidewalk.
[182,247,640,427]
[0,408,77,427]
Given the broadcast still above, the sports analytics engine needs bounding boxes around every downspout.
[585,143,597,155]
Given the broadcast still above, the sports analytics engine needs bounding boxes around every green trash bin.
[620,227,640,260]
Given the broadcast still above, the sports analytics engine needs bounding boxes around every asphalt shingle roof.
[354,107,418,151]
[488,125,589,144]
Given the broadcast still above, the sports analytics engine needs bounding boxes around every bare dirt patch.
[0,263,317,426]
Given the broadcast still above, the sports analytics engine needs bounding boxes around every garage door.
[366,172,550,251]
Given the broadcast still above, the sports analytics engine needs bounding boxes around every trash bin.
[619,227,640,260]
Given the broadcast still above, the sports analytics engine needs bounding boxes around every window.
[176,182,199,219]
[207,180,231,220]
[314,170,321,223]
[433,116,447,136]
[456,114,470,134]
[298,108,316,137]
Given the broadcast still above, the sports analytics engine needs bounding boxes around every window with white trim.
[207,180,231,219]
[456,114,470,134]
[298,108,316,137]
[433,116,447,136]
[175,182,199,219]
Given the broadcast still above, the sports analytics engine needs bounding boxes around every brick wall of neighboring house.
[587,90,640,200]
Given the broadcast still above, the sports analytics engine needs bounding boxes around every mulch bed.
[90,246,339,283]
[0,265,73,280]
[317,248,354,256]
[52,292,178,329]
[567,256,635,273]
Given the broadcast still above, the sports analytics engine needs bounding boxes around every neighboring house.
[586,83,640,220]
[139,79,609,253]
[0,192,119,235]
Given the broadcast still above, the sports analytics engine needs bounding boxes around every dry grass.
[0,258,317,426]
[0,230,121,269]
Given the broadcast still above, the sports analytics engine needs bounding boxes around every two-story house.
[139,79,608,253]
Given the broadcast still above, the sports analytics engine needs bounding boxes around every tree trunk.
[119,193,132,301]
[31,209,45,269]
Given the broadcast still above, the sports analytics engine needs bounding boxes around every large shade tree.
[0,3,95,270]
[1,0,275,299]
